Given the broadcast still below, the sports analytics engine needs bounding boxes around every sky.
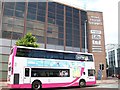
[54,0,119,45]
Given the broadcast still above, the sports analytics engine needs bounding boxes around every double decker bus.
[7,46,96,89]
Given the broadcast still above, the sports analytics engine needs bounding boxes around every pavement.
[96,78,118,84]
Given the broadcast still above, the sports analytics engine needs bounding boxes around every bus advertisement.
[7,46,96,89]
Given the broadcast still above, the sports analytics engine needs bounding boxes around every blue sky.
[54,0,119,45]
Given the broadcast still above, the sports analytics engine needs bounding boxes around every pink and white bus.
[7,46,96,89]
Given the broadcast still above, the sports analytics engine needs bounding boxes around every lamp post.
[84,20,87,53]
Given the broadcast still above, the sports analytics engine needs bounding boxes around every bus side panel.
[85,62,96,85]
[8,84,31,88]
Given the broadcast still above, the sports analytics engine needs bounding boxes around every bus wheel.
[32,80,42,90]
[79,79,86,88]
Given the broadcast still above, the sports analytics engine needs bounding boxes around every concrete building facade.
[0,1,106,81]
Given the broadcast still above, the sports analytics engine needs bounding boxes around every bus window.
[31,68,70,77]
[25,68,30,77]
[64,53,76,60]
[88,69,95,76]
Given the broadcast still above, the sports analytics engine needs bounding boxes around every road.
[1,84,119,90]
[1,78,119,90]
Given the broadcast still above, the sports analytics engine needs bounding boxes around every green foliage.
[16,33,39,48]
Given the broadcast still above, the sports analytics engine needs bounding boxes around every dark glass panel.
[48,18,55,24]
[48,6,55,13]
[66,16,72,22]
[4,8,14,16]
[56,3,64,9]
[47,37,58,45]
[16,5,25,11]
[73,41,80,47]
[48,2,56,13]
[66,27,72,34]
[66,6,72,12]
[28,7,36,14]
[73,18,79,24]
[66,22,72,28]
[74,36,80,42]
[58,26,64,33]
[58,33,64,39]
[58,39,64,45]
[48,2,56,7]
[47,27,52,33]
[2,31,12,39]
[66,11,72,17]
[16,2,25,6]
[73,24,79,29]
[66,33,72,40]
[48,12,55,19]
[4,2,15,9]
[56,20,64,26]
[27,13,36,20]
[15,11,24,18]
[38,2,46,10]
[28,2,37,9]
[16,2,25,11]
[56,9,64,15]
[12,32,22,40]
[36,36,44,43]
[81,10,87,25]
[37,16,45,22]
[37,9,46,16]
[66,40,72,46]
[73,30,80,35]
[56,14,64,20]
[73,8,79,17]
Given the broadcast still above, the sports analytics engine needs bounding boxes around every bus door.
[24,67,31,83]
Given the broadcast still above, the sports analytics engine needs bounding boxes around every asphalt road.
[1,88,119,90]
[1,86,119,90]
[1,82,119,90]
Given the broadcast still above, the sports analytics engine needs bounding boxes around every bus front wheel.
[32,80,42,90]
[79,79,86,88]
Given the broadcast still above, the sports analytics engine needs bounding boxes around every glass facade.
[2,1,88,49]
[108,50,115,67]
[117,48,120,71]
[0,1,89,81]
[81,11,88,51]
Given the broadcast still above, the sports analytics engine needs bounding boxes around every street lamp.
[84,20,87,53]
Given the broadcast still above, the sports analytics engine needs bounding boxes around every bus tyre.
[79,80,86,88]
[32,80,42,90]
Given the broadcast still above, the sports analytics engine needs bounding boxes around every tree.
[16,33,39,48]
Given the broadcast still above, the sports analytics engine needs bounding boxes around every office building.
[0,1,106,81]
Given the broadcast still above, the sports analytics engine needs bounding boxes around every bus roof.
[14,45,93,55]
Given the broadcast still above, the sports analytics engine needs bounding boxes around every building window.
[47,27,52,33]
